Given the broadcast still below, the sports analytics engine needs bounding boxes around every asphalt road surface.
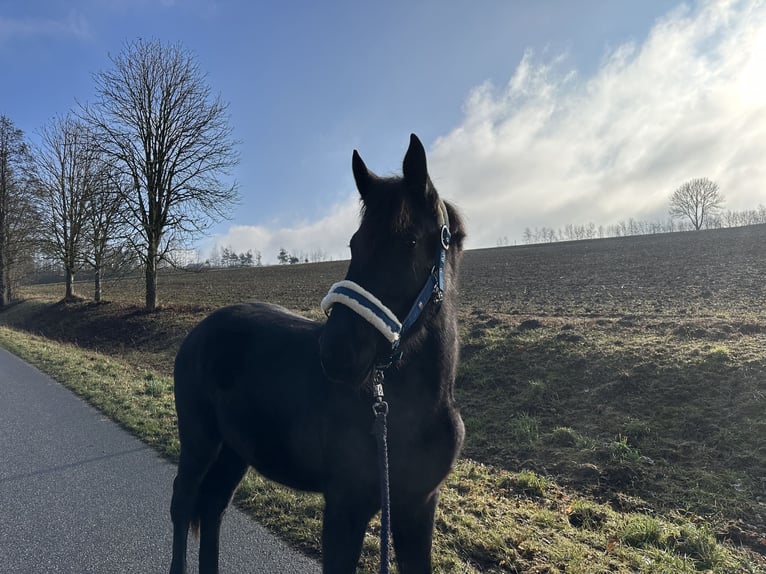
[0,347,321,573]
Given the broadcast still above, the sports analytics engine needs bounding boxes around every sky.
[2,0,765,263]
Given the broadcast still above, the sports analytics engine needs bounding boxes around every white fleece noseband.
[320,280,402,345]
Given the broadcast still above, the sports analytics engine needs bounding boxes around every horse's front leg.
[391,491,439,574]
[321,489,377,574]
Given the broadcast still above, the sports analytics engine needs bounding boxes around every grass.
[458,313,766,523]
[497,469,551,497]
[3,224,766,572]
[609,435,643,465]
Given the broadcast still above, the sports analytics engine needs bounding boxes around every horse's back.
[175,302,320,385]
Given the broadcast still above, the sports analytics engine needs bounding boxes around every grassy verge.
[0,320,762,573]
[458,312,766,530]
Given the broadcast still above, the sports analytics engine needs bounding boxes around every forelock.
[359,178,415,234]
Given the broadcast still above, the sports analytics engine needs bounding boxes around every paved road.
[0,347,321,573]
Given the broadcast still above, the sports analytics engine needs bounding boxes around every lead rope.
[372,369,391,574]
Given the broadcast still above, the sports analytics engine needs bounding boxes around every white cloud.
[429,0,766,248]
[212,0,766,257]
[208,195,359,264]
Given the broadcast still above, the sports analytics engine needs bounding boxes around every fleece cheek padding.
[320,280,402,345]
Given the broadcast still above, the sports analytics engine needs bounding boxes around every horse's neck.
[397,302,460,402]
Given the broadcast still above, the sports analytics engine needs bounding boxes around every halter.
[320,199,451,352]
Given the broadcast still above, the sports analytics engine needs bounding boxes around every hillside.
[461,223,766,318]
[3,224,766,572]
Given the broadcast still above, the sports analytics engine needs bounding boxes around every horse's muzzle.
[319,304,380,387]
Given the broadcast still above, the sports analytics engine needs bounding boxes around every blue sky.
[2,1,765,262]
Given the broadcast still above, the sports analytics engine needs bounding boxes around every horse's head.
[319,134,465,387]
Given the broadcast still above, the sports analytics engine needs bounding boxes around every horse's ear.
[352,150,373,199]
[402,133,428,194]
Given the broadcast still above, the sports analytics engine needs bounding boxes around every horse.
[169,134,466,574]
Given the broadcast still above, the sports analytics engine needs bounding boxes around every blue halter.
[320,200,451,351]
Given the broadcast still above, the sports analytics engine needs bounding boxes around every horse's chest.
[387,407,463,490]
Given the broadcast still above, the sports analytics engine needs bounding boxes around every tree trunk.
[94,266,102,303]
[0,247,7,307]
[145,242,158,310]
[65,268,76,300]
[0,205,7,307]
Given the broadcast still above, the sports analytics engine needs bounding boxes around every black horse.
[170,134,466,574]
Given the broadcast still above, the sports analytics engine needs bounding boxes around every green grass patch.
[609,435,643,465]
[497,469,550,498]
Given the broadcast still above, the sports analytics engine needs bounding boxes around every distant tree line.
[206,245,262,268]
[522,206,766,245]
[277,248,329,265]
[0,39,239,309]
[522,178,762,245]
[524,219,679,244]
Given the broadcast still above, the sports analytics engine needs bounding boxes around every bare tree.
[82,38,239,309]
[669,177,724,231]
[85,165,129,302]
[35,114,99,300]
[0,115,37,305]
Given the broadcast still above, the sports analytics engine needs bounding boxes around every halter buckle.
[440,225,451,250]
